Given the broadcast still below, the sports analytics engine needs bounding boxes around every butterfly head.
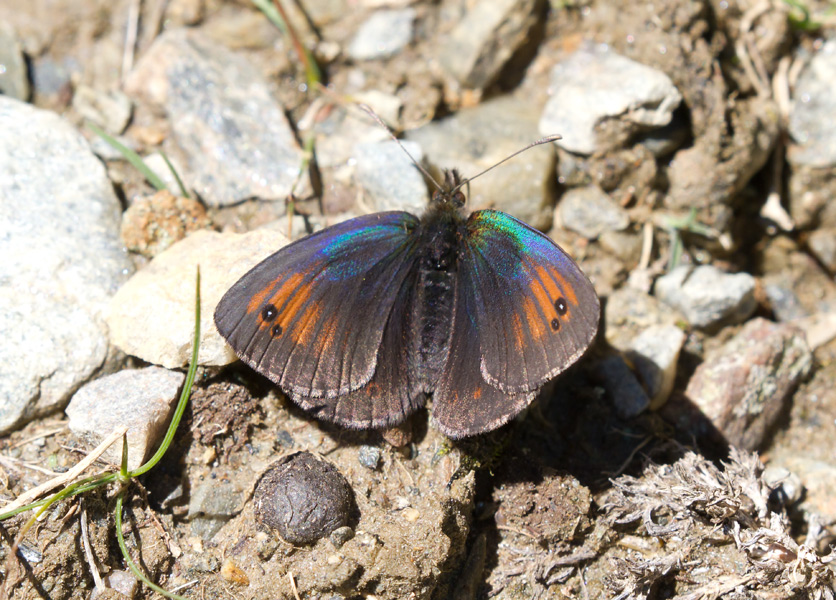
[430,169,467,211]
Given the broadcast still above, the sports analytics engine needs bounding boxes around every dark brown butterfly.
[214,169,599,438]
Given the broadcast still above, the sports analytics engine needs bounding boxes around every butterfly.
[214,168,600,438]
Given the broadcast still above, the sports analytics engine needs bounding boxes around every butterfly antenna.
[356,103,445,191]
[451,134,563,193]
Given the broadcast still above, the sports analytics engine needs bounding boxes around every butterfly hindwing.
[289,267,427,430]
[432,273,535,438]
[458,210,600,394]
[214,212,420,399]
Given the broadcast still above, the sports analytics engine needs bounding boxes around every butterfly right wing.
[214,212,420,399]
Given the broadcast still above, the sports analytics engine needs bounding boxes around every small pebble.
[655,265,756,330]
[788,39,836,168]
[220,559,250,586]
[557,186,629,240]
[188,473,247,539]
[107,229,289,369]
[347,8,415,60]
[329,526,355,549]
[71,84,132,134]
[439,0,543,89]
[402,507,420,522]
[626,324,686,409]
[764,283,808,322]
[255,452,356,545]
[121,190,211,258]
[353,140,427,214]
[276,429,294,448]
[808,227,836,273]
[358,445,382,470]
[124,29,304,206]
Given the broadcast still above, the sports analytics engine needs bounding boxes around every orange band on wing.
[521,296,548,341]
[534,264,578,306]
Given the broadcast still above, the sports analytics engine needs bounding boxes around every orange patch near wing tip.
[534,264,579,306]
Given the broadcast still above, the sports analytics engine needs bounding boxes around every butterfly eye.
[551,318,560,331]
[271,324,283,337]
[554,297,568,315]
[261,304,278,322]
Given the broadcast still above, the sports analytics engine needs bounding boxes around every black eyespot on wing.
[262,304,278,321]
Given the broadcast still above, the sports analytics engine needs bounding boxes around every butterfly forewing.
[459,210,600,394]
[214,212,421,398]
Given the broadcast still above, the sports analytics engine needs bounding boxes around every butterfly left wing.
[214,212,420,399]
[457,210,600,394]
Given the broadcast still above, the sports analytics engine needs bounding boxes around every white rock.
[626,324,686,409]
[655,265,756,330]
[0,97,133,435]
[107,229,289,368]
[67,367,185,471]
[347,8,416,60]
[539,44,682,155]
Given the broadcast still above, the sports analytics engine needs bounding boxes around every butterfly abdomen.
[406,214,462,391]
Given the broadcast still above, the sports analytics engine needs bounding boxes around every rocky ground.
[2,0,836,598]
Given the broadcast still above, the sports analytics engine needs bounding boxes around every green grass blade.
[115,493,189,600]
[130,267,201,478]
[87,122,167,192]
[159,151,191,199]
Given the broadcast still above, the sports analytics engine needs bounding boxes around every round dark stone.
[254,452,356,545]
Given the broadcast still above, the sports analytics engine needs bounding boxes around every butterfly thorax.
[407,189,466,392]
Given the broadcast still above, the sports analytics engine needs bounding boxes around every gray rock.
[0,24,29,100]
[407,95,556,230]
[557,186,629,239]
[66,367,185,471]
[347,8,415,60]
[353,140,427,213]
[626,325,686,410]
[597,355,650,419]
[764,283,808,322]
[808,227,836,273]
[539,44,682,155]
[0,97,133,435]
[107,229,289,369]
[655,265,756,330]
[439,0,543,89]
[71,84,133,134]
[684,318,812,451]
[189,471,248,539]
[604,287,684,352]
[788,40,836,167]
[124,28,304,207]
